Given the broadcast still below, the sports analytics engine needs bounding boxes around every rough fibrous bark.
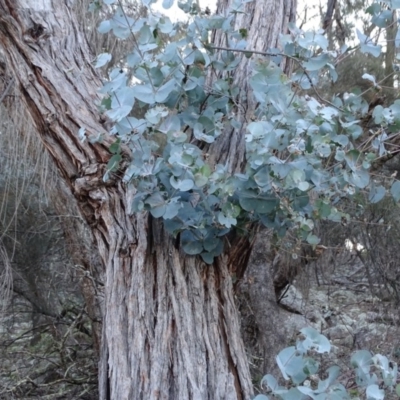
[0,0,295,398]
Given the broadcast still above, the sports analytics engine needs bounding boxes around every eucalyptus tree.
[0,0,399,399]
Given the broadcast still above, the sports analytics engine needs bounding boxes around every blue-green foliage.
[88,0,400,262]
[254,327,399,400]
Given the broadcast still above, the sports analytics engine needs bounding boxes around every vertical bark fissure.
[218,270,243,400]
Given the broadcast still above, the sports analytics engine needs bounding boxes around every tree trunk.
[209,0,297,172]
[209,0,298,383]
[0,0,295,398]
[384,10,397,103]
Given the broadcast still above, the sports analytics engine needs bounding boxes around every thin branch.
[207,45,344,111]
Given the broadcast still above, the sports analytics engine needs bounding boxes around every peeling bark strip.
[0,1,273,398]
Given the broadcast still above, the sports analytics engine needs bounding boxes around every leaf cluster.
[88,0,400,262]
[255,327,399,400]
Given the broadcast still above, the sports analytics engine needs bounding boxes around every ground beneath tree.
[241,248,400,398]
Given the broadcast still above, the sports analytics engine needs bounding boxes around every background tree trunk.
[384,10,397,103]
[0,0,296,398]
